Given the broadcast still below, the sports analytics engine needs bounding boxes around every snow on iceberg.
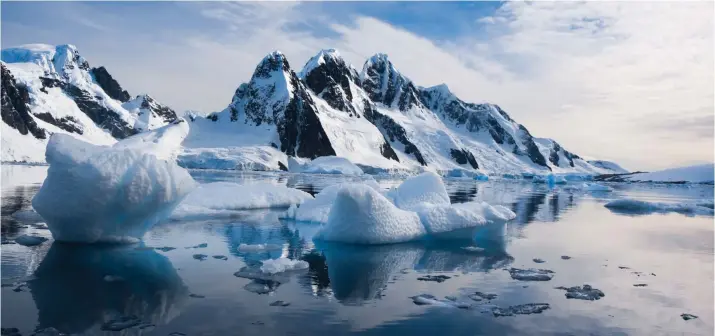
[32,121,197,243]
[391,172,450,211]
[315,184,427,244]
[310,173,515,244]
[604,199,714,216]
[280,180,381,223]
[288,156,364,175]
[178,182,313,211]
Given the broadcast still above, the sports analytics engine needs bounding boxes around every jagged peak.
[300,48,351,79]
[253,50,293,79]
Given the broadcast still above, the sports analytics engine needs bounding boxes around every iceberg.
[315,184,427,244]
[32,121,197,243]
[288,156,364,175]
[391,172,450,211]
[280,181,381,223]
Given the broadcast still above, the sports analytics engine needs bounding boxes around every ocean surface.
[1,164,713,336]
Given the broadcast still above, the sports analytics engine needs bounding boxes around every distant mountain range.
[1,44,626,175]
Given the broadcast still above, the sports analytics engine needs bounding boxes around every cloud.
[2,1,712,171]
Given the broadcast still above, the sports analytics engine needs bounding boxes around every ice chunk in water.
[555,284,605,300]
[260,258,309,274]
[237,243,282,252]
[392,172,450,210]
[280,182,380,223]
[288,156,364,175]
[508,268,555,281]
[316,184,426,244]
[14,235,48,246]
[179,182,313,211]
[32,122,196,243]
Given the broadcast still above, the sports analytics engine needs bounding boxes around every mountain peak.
[253,50,292,78]
[300,48,350,79]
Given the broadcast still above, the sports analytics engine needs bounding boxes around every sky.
[1,1,713,171]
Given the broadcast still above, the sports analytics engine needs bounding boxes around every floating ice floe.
[508,268,555,281]
[280,180,381,223]
[410,294,471,309]
[532,174,567,185]
[260,258,309,274]
[555,284,605,300]
[237,243,283,252]
[294,172,515,245]
[604,199,714,216]
[288,156,364,175]
[32,121,197,243]
[584,183,613,192]
[492,303,551,317]
[177,182,313,212]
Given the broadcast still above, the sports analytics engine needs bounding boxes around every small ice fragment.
[618,266,630,269]
[508,268,555,281]
[189,293,205,298]
[461,246,485,252]
[155,246,176,252]
[469,292,497,301]
[444,296,457,301]
[492,303,550,317]
[192,243,208,249]
[100,315,142,331]
[260,258,309,274]
[561,255,571,260]
[14,235,48,247]
[243,280,278,295]
[533,258,545,263]
[269,300,291,307]
[633,283,648,287]
[400,269,411,274]
[192,254,208,261]
[212,255,228,260]
[237,243,282,252]
[416,275,451,283]
[681,313,698,321]
[103,275,123,282]
[555,284,605,300]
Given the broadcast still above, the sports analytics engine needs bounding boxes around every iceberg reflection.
[28,243,188,334]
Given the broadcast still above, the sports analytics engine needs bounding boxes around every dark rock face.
[361,54,423,112]
[1,64,46,139]
[450,148,479,169]
[363,101,424,165]
[517,125,549,169]
[90,67,130,102]
[33,113,83,134]
[138,95,177,124]
[301,51,400,162]
[39,77,137,139]
[232,52,335,159]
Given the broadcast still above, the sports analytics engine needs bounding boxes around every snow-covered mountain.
[1,44,178,163]
[183,49,619,174]
[1,44,623,175]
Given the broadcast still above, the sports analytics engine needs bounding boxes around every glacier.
[31,121,196,243]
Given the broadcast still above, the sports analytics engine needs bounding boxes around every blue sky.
[2,1,713,170]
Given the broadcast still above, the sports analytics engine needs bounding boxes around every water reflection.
[303,238,512,306]
[28,243,188,334]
